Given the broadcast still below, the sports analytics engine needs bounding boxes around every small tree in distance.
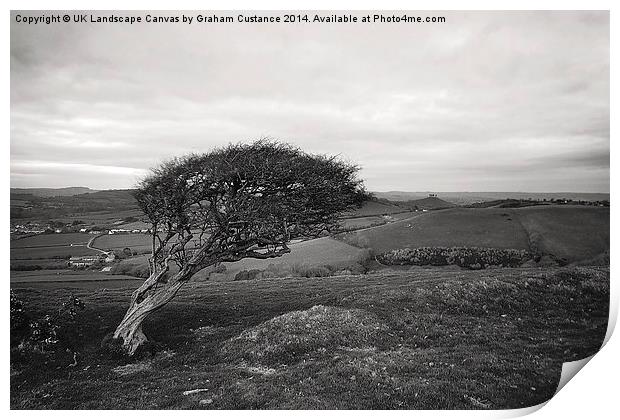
[112,140,368,354]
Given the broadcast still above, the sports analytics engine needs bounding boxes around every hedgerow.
[377,247,531,269]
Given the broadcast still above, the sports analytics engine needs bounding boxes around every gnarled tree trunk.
[113,272,188,355]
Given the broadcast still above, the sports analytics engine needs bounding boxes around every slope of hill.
[343,200,407,218]
[516,206,610,262]
[338,208,530,252]
[337,205,609,263]
[10,266,608,409]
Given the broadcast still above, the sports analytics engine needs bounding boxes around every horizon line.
[9,186,611,195]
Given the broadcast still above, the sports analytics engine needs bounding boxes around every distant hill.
[74,189,137,201]
[398,196,455,210]
[10,188,140,221]
[344,199,407,218]
[10,187,97,197]
[374,191,610,206]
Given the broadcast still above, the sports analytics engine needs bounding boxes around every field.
[10,266,609,409]
[92,234,152,254]
[340,211,419,231]
[49,209,144,226]
[224,237,367,275]
[10,233,101,269]
[337,206,609,263]
[338,208,530,253]
[11,246,98,261]
[516,206,610,261]
[10,270,143,290]
[11,233,92,248]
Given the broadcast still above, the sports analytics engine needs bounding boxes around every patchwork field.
[10,266,609,409]
[10,233,100,268]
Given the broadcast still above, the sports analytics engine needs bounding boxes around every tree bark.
[113,274,186,355]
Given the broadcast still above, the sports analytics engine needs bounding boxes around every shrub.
[263,263,290,278]
[111,260,150,278]
[377,247,531,269]
[234,269,263,281]
[11,291,87,360]
[291,263,332,278]
[10,291,30,347]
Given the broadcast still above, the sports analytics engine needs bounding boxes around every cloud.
[10,11,609,192]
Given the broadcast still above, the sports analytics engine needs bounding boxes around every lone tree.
[113,140,368,354]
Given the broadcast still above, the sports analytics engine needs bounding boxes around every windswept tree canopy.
[134,140,368,278]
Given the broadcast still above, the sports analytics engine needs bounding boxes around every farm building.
[69,255,103,268]
[109,229,130,235]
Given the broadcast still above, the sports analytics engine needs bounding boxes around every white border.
[4,1,616,419]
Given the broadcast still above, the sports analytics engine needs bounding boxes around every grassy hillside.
[338,208,530,253]
[10,266,609,409]
[343,200,407,217]
[224,237,368,276]
[337,206,609,264]
[515,206,610,262]
[339,211,418,231]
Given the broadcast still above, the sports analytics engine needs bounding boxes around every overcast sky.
[10,11,609,192]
